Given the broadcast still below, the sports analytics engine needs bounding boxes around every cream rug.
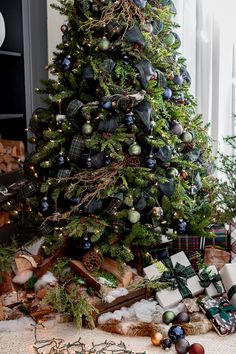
[0,318,236,354]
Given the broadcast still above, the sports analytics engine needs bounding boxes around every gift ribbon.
[228,285,236,301]
[159,258,195,299]
[206,301,236,322]
[199,269,222,293]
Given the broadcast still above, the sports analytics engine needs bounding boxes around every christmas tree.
[6,0,219,263]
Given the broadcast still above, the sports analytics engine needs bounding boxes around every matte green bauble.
[99,37,110,51]
[81,122,93,135]
[162,310,176,325]
[128,143,141,156]
[163,33,175,46]
[166,167,179,178]
[128,209,141,223]
[181,132,193,143]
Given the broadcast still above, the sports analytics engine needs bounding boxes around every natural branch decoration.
[83,0,146,34]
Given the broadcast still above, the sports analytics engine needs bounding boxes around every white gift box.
[220,263,236,307]
[144,251,204,309]
[198,265,224,297]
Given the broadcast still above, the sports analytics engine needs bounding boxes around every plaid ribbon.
[206,301,236,322]
[199,268,222,293]
[160,258,195,298]
[68,134,85,162]
[228,285,236,301]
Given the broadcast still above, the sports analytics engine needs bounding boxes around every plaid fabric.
[203,224,229,250]
[38,221,54,235]
[185,250,201,272]
[68,134,84,162]
[16,181,38,200]
[161,258,195,299]
[173,234,204,252]
[57,169,71,178]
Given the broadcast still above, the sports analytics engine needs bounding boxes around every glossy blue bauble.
[163,87,172,100]
[105,156,112,165]
[124,114,135,126]
[101,101,113,110]
[146,157,156,169]
[40,199,50,214]
[168,325,185,342]
[178,221,187,234]
[58,56,72,71]
[56,154,66,167]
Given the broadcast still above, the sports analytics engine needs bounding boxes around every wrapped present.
[220,263,236,308]
[229,220,236,262]
[198,265,224,297]
[204,246,230,271]
[199,295,236,336]
[202,224,229,251]
[173,235,204,271]
[143,251,204,308]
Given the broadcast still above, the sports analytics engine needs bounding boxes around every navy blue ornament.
[173,75,184,85]
[82,236,92,251]
[168,325,185,342]
[40,198,50,215]
[58,56,72,71]
[163,87,172,100]
[124,113,135,126]
[123,55,130,65]
[69,197,80,206]
[82,66,94,80]
[178,221,187,234]
[161,338,172,350]
[133,0,147,9]
[105,155,112,165]
[146,156,156,169]
[100,100,113,110]
[55,153,66,167]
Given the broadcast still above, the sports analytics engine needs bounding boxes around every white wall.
[47,0,65,63]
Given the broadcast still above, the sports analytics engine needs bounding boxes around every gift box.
[202,224,229,251]
[199,296,236,336]
[143,251,204,308]
[173,235,204,271]
[198,265,224,297]
[220,263,236,308]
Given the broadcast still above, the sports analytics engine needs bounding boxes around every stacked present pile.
[142,223,236,344]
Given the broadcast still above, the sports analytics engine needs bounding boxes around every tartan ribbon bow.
[199,269,222,293]
[159,258,195,299]
[206,301,236,322]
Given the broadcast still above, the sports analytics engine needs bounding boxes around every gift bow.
[206,301,236,322]
[159,258,195,299]
[199,269,222,293]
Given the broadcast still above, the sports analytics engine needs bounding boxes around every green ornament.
[99,37,110,51]
[166,167,179,178]
[162,310,176,325]
[181,132,193,143]
[127,208,141,223]
[128,142,141,156]
[81,122,93,135]
[163,33,175,46]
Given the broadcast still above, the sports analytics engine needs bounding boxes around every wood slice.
[100,258,133,287]
[69,260,101,291]
[0,299,4,320]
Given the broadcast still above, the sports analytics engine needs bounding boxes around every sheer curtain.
[174,0,236,155]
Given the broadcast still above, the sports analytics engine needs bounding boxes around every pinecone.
[82,250,102,272]
[182,143,194,153]
[124,155,141,167]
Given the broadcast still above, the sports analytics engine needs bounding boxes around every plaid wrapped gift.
[173,235,204,271]
[16,181,38,200]
[68,134,85,162]
[57,169,71,178]
[143,251,204,308]
[202,224,229,251]
[199,296,236,336]
[38,221,54,235]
